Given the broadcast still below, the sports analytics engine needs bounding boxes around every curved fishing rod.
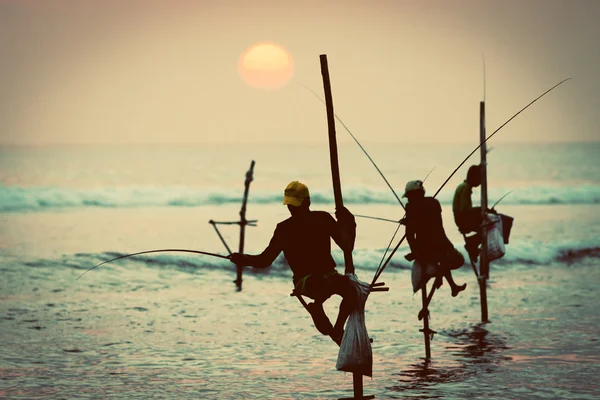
[297,82,405,210]
[371,78,572,286]
[492,189,515,209]
[373,165,436,275]
[422,166,436,184]
[433,77,571,198]
[77,249,231,280]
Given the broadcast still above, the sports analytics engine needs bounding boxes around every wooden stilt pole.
[421,281,432,360]
[418,277,440,320]
[234,160,255,291]
[320,54,372,400]
[479,101,489,322]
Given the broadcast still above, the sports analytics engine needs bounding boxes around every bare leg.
[443,270,467,297]
[332,298,353,339]
[306,301,334,336]
[330,276,359,344]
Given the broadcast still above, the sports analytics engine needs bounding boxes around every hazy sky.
[1,0,599,145]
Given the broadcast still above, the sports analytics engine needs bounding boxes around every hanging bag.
[336,274,373,377]
[486,213,506,262]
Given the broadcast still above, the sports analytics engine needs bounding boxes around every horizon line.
[1,139,599,147]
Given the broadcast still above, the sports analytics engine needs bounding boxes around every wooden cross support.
[207,161,257,291]
[208,219,258,256]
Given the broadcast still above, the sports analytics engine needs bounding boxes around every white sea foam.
[71,239,599,279]
[2,184,599,211]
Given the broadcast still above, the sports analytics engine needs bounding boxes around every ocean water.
[1,142,599,399]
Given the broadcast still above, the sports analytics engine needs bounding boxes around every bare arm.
[330,207,357,252]
[231,226,283,269]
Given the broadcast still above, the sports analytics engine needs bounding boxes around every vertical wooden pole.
[421,281,432,360]
[320,55,355,276]
[320,54,363,400]
[235,160,255,291]
[479,101,489,322]
[353,374,363,399]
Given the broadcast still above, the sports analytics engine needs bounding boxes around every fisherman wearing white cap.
[230,180,357,345]
[402,179,467,297]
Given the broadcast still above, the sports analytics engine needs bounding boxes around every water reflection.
[445,323,511,365]
[387,324,511,398]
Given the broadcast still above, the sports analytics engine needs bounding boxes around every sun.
[238,42,294,90]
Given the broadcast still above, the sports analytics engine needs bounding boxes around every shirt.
[405,197,454,260]
[453,181,473,229]
[245,210,354,283]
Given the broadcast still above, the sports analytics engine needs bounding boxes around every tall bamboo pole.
[320,54,366,400]
[479,101,489,322]
[421,281,432,360]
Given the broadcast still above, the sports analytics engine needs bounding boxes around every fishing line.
[355,214,400,224]
[371,78,572,285]
[297,82,405,209]
[77,249,231,280]
[299,81,446,277]
[355,166,435,224]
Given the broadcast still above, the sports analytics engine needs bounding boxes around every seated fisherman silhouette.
[230,181,358,345]
[453,165,487,262]
[402,180,467,296]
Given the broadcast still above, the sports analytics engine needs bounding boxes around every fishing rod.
[491,189,514,209]
[433,78,570,199]
[346,167,437,224]
[297,82,405,210]
[372,165,437,274]
[77,249,231,280]
[371,78,572,285]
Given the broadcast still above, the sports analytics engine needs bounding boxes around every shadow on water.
[387,323,511,398]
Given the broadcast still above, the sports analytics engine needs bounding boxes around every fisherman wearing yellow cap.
[402,179,467,297]
[230,181,357,345]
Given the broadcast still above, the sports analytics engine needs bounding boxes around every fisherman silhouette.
[453,165,489,262]
[402,180,467,296]
[230,181,358,345]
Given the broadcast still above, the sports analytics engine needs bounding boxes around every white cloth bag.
[486,213,506,262]
[411,259,438,293]
[336,274,373,377]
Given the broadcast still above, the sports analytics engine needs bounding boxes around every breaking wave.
[62,240,600,279]
[2,184,600,212]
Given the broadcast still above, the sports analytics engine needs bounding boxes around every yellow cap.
[283,181,310,207]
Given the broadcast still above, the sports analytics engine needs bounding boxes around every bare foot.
[452,283,467,297]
